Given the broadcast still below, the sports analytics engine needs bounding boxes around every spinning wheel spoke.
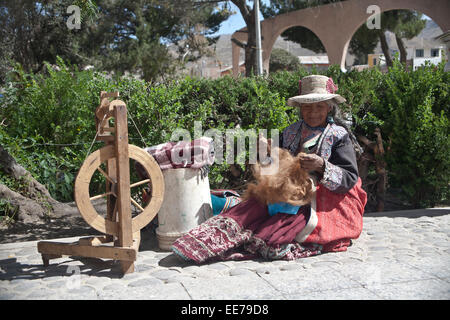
[130,197,145,212]
[90,191,116,201]
[130,179,151,188]
[97,166,116,185]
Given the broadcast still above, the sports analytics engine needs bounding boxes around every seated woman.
[172,75,367,263]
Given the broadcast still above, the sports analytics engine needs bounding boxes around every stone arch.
[340,1,449,69]
[232,0,450,76]
[266,25,330,73]
[345,7,444,67]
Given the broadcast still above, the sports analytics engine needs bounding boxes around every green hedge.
[0,58,448,208]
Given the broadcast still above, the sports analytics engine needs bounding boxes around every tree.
[79,0,231,82]
[0,0,231,83]
[0,0,87,83]
[269,48,301,72]
[349,25,380,65]
[190,0,274,77]
[378,10,426,66]
[228,0,259,77]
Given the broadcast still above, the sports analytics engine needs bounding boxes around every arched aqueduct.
[231,0,450,75]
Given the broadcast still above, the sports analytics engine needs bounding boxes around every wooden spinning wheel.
[37,91,164,274]
[74,144,163,236]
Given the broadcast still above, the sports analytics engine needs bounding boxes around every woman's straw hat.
[287,75,346,107]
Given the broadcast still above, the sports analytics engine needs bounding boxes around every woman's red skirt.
[172,179,367,263]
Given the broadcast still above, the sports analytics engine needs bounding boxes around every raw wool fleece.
[242,147,315,207]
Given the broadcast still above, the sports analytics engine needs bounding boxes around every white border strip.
[295,180,318,244]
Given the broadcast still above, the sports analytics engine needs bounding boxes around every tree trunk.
[395,34,408,65]
[244,24,257,77]
[0,144,73,224]
[373,128,387,212]
[232,0,257,77]
[357,130,387,212]
[357,135,375,183]
[378,30,392,67]
[0,144,58,204]
[0,183,49,224]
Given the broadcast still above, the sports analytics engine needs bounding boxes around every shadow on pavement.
[364,208,450,218]
[0,217,102,244]
[0,256,124,282]
[158,254,193,268]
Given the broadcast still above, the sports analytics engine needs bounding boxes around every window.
[373,58,377,65]
[416,49,424,57]
[431,48,440,57]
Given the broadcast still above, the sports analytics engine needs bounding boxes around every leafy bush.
[366,61,449,207]
[269,48,301,73]
[0,59,296,201]
[0,58,448,208]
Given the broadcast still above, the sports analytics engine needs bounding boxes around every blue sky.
[214,0,270,35]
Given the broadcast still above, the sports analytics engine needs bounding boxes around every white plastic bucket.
[156,168,213,251]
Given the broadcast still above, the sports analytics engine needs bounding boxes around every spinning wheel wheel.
[37,91,165,274]
[75,144,164,236]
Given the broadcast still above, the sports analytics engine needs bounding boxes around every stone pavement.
[1,208,449,300]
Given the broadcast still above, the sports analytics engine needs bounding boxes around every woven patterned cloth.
[135,137,214,181]
[145,137,214,170]
[210,189,242,216]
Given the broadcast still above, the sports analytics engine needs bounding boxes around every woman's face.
[300,101,331,127]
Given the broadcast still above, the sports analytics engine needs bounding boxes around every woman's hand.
[298,153,325,173]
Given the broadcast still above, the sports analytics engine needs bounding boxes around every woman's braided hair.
[325,99,363,158]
